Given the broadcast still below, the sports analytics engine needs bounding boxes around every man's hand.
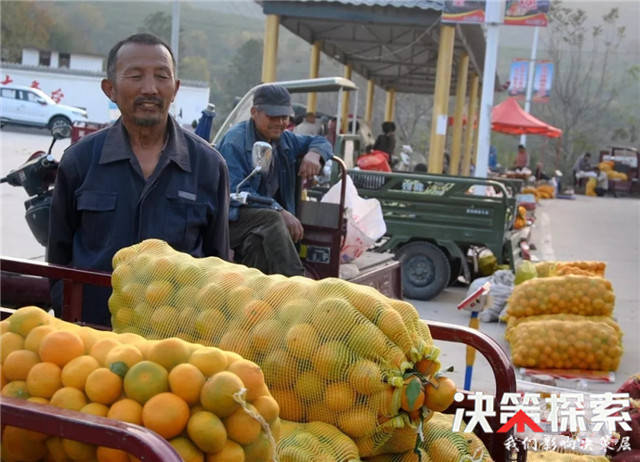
[280,209,304,242]
[298,151,322,181]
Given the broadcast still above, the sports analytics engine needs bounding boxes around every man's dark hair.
[518,144,526,150]
[382,121,396,133]
[106,33,176,81]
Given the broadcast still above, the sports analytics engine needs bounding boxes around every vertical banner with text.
[532,61,553,102]
[504,0,550,26]
[507,60,528,100]
[442,0,486,24]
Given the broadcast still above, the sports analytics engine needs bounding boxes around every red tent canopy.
[491,97,562,138]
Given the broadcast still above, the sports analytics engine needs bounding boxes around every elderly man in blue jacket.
[217,84,333,276]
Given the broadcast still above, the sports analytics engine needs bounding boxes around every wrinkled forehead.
[115,42,174,73]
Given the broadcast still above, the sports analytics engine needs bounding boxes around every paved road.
[410,194,640,394]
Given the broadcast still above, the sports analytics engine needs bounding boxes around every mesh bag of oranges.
[506,274,614,318]
[1,306,280,462]
[535,261,606,278]
[505,314,622,343]
[108,239,455,456]
[277,420,360,461]
[363,412,493,462]
[508,318,623,370]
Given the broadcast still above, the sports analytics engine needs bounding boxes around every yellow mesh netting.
[508,319,623,370]
[109,239,449,455]
[362,412,492,462]
[506,275,615,318]
[277,420,360,461]
[505,314,622,343]
[534,261,606,278]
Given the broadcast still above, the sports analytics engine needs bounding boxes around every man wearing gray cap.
[217,84,333,276]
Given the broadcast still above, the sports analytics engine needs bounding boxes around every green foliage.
[1,1,52,61]
[139,11,171,43]
[180,56,210,82]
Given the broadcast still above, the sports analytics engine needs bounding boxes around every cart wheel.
[397,241,451,300]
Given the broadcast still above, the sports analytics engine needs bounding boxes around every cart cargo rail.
[1,396,182,462]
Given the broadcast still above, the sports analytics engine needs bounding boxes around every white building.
[0,48,210,126]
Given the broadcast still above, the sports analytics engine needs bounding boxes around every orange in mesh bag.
[1,306,280,462]
[505,314,622,343]
[535,261,606,278]
[508,319,623,370]
[109,239,452,456]
[277,419,360,461]
[362,412,493,462]
[506,275,614,318]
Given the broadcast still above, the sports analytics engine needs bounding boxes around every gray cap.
[253,84,292,117]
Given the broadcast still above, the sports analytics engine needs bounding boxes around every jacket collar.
[99,116,191,172]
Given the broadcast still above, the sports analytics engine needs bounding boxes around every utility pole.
[520,26,539,146]
[475,0,504,178]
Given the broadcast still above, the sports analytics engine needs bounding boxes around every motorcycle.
[0,129,64,247]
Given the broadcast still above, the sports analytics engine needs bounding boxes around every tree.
[216,38,263,118]
[1,2,52,62]
[539,3,628,173]
[180,56,210,82]
[139,11,172,43]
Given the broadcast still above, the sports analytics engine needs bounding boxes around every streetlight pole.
[475,0,504,178]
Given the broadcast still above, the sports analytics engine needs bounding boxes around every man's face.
[251,107,288,142]
[102,42,179,127]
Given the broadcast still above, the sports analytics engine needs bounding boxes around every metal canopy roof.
[258,0,487,95]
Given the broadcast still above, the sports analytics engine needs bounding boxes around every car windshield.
[29,88,56,105]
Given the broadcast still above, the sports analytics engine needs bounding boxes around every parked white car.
[0,85,88,137]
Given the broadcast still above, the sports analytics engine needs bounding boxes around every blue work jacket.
[47,117,230,326]
[216,120,332,219]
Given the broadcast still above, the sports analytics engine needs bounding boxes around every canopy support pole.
[428,24,455,174]
[475,0,503,178]
[261,15,279,83]
[306,41,322,113]
[450,53,469,175]
[340,64,352,133]
[365,80,375,124]
[462,73,480,176]
[384,88,396,122]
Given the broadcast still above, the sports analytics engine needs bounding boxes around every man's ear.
[101,79,115,102]
[171,79,181,102]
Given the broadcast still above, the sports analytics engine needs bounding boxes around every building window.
[39,51,51,67]
[59,53,70,69]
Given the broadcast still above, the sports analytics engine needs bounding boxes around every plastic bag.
[356,150,392,172]
[322,175,387,263]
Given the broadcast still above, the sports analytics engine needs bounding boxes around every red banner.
[442,0,485,24]
[504,0,549,26]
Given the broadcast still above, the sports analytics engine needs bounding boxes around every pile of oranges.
[108,239,456,458]
[1,306,280,462]
[506,261,622,371]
